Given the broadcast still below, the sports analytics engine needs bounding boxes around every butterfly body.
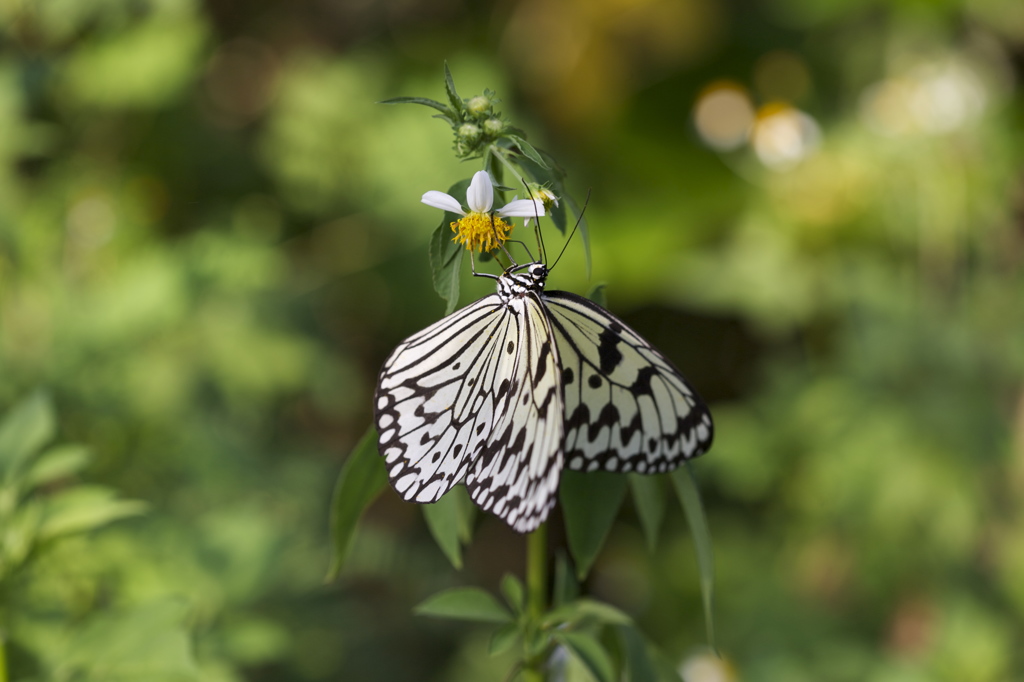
[375,262,713,533]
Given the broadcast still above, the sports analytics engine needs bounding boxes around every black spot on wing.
[496,379,511,400]
[620,412,643,445]
[534,341,551,383]
[630,366,656,396]
[597,328,623,373]
[566,403,591,432]
[587,402,620,440]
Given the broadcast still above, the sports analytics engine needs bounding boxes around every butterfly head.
[498,261,548,301]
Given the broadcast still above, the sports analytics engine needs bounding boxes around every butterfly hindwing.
[465,293,564,533]
[542,290,714,475]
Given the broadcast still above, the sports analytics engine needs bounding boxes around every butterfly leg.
[470,251,500,281]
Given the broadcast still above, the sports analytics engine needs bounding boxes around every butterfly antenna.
[505,238,536,263]
[521,181,548,265]
[548,189,591,273]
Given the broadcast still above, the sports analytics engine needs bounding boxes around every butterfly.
[374,257,713,532]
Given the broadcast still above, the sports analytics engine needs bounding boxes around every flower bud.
[467,96,491,115]
[457,122,482,142]
[483,118,505,136]
[528,184,559,210]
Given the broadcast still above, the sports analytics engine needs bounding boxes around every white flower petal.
[465,171,494,213]
[497,198,545,218]
[421,191,465,215]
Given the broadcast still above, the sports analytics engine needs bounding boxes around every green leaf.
[484,152,503,187]
[554,630,615,682]
[489,622,520,656]
[500,573,525,614]
[560,470,628,579]
[38,485,147,539]
[24,445,91,490]
[455,485,476,543]
[542,598,633,628]
[326,426,388,580]
[414,587,513,623]
[2,499,44,571]
[506,135,548,169]
[670,464,716,650]
[0,390,55,480]
[548,185,568,235]
[617,625,658,682]
[378,96,454,122]
[587,284,607,308]
[629,474,667,552]
[429,178,471,314]
[552,551,580,607]
[443,62,465,117]
[430,222,463,314]
[423,489,467,569]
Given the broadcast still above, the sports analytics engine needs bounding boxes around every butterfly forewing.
[542,291,714,474]
[375,295,507,503]
[465,294,564,533]
[375,290,565,532]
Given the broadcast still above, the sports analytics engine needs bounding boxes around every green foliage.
[1,0,1023,679]
[423,486,476,570]
[326,426,388,579]
[0,393,144,582]
[429,179,470,313]
[670,466,716,651]
[0,393,190,682]
[415,587,513,624]
[559,471,629,579]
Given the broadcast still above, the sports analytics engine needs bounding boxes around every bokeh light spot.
[751,103,820,170]
[693,82,755,152]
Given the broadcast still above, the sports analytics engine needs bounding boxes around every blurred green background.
[1,0,1023,680]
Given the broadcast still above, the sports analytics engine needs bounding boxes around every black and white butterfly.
[374,257,714,533]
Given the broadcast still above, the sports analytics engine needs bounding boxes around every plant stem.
[488,145,549,263]
[489,145,527,190]
[0,632,7,682]
[522,522,548,682]
[526,523,547,620]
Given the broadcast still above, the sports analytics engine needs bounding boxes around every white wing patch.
[374,293,563,533]
[542,291,713,474]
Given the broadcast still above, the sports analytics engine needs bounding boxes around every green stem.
[489,145,527,190]
[0,632,7,682]
[488,146,547,263]
[521,522,548,682]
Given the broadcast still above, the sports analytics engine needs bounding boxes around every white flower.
[421,171,545,252]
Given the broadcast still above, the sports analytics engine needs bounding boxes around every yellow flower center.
[451,211,512,252]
